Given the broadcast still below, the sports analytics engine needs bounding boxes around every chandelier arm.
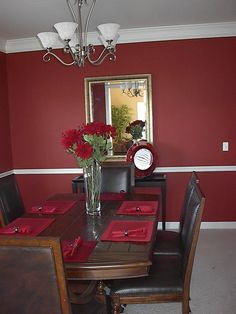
[87,45,116,65]
[84,0,97,48]
[43,50,76,66]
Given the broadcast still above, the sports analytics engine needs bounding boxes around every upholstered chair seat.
[111,255,183,297]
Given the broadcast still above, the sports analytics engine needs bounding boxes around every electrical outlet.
[222,142,229,152]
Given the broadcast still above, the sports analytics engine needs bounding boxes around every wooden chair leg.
[111,298,122,314]
[182,298,191,314]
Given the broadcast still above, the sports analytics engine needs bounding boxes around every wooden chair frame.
[0,237,71,314]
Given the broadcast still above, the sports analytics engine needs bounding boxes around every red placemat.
[116,201,158,216]
[0,217,55,236]
[62,239,97,262]
[100,220,154,242]
[79,192,127,201]
[29,200,77,214]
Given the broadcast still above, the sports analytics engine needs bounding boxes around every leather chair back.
[0,237,71,314]
[179,172,200,232]
[100,162,135,193]
[0,174,25,225]
[181,182,205,277]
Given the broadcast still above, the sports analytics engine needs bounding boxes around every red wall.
[4,37,236,221]
[0,51,12,172]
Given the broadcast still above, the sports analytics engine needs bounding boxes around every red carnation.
[61,129,82,150]
[75,142,93,159]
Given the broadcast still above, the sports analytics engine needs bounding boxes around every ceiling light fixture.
[37,0,120,67]
[121,81,144,98]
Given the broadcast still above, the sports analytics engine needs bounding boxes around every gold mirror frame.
[85,74,153,159]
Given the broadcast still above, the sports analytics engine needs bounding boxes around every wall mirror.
[85,74,153,158]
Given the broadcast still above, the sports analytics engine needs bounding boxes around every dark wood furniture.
[0,174,25,226]
[24,193,159,281]
[110,182,205,314]
[153,171,199,256]
[0,237,71,314]
[72,172,166,230]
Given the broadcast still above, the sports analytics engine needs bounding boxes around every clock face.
[127,143,157,178]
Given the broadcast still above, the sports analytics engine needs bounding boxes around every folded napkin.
[101,220,154,243]
[62,239,97,263]
[30,205,57,213]
[117,201,158,216]
[124,206,153,214]
[0,225,31,235]
[112,227,147,238]
[63,237,83,257]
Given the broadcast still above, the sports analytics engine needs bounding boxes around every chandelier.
[37,0,120,67]
[121,81,144,98]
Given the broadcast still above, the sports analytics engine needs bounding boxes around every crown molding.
[4,21,236,54]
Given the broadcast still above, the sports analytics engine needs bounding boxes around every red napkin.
[117,201,158,216]
[0,217,55,236]
[63,237,83,257]
[112,227,147,238]
[29,200,77,215]
[101,220,154,243]
[0,225,31,235]
[62,239,97,262]
[78,192,127,201]
[30,205,57,213]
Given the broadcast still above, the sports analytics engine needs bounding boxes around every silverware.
[124,230,129,237]
[13,226,20,233]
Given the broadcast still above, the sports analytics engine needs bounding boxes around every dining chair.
[0,174,25,226]
[72,162,135,194]
[0,236,111,314]
[152,171,200,256]
[0,236,72,314]
[109,182,205,314]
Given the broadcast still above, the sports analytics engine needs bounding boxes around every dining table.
[0,193,159,284]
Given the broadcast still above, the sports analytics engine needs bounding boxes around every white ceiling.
[0,0,236,40]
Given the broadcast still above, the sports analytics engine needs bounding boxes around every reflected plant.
[111,104,132,142]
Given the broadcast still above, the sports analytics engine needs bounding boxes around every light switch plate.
[222,142,229,151]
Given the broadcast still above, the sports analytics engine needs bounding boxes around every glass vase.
[83,161,101,216]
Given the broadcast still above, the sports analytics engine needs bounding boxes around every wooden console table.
[72,173,167,230]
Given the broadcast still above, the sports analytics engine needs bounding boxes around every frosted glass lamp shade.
[37,32,59,48]
[69,34,79,52]
[54,22,78,40]
[97,23,120,41]
[99,32,119,47]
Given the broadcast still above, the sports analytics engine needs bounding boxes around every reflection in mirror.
[85,74,152,158]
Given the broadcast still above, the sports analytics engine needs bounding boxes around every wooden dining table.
[24,193,159,282]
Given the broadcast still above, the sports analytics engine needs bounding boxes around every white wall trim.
[156,165,236,173]
[4,21,236,53]
[13,168,83,175]
[11,165,236,175]
[163,222,236,229]
[0,169,14,178]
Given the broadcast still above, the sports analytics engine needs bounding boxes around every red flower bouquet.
[61,122,116,167]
